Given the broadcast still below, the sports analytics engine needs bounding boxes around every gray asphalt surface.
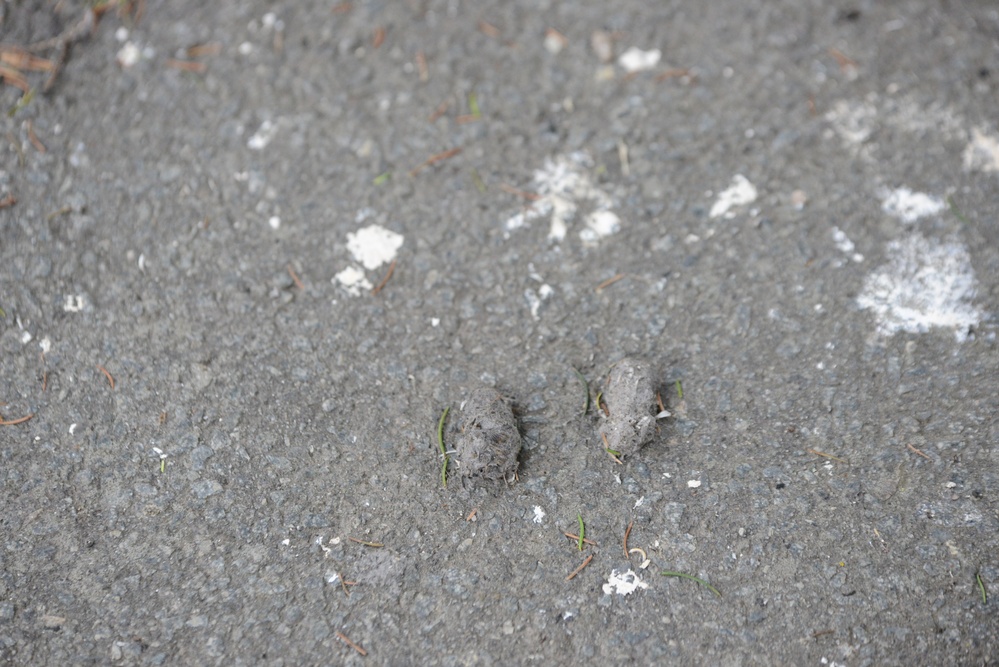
[2,1,998,665]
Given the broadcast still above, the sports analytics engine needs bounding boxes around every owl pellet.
[454,388,522,484]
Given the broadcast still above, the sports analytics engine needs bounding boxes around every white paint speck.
[633,496,645,509]
[281,538,290,546]
[39,337,52,354]
[69,423,77,435]
[346,224,404,270]
[525,284,554,320]
[532,506,546,524]
[602,569,648,596]
[114,27,129,42]
[881,187,945,223]
[63,295,85,313]
[430,318,440,327]
[831,227,864,263]
[709,174,757,219]
[247,120,278,150]
[137,253,145,271]
[503,152,620,244]
[963,127,999,173]
[20,331,32,344]
[116,42,142,68]
[618,47,661,73]
[268,216,281,230]
[334,266,372,296]
[687,479,702,489]
[238,42,254,56]
[857,233,982,341]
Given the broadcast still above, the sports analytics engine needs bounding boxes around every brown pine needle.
[185,43,222,58]
[347,537,384,548]
[566,554,593,581]
[466,508,478,521]
[371,259,396,295]
[336,632,367,656]
[372,27,386,49]
[410,147,461,175]
[906,443,931,460]
[595,274,624,291]
[623,520,633,558]
[415,50,428,82]
[26,120,45,153]
[478,21,500,38]
[97,364,115,390]
[499,183,540,200]
[0,414,34,426]
[287,264,305,290]
[655,67,692,82]
[806,448,847,464]
[563,532,597,547]
[165,59,206,73]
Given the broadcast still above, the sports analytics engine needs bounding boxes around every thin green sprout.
[470,169,486,193]
[661,571,720,597]
[675,380,683,400]
[577,514,585,551]
[437,407,450,487]
[468,92,480,118]
[373,172,391,185]
[947,196,971,225]
[977,572,987,605]
[572,368,590,415]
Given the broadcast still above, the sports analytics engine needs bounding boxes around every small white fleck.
[880,187,945,223]
[268,216,281,230]
[63,295,85,313]
[532,506,546,524]
[945,481,957,488]
[69,423,77,435]
[655,410,671,419]
[618,47,661,73]
[602,569,648,596]
[687,479,702,488]
[346,225,404,270]
[262,12,277,28]
[816,361,825,370]
[248,120,278,150]
[40,337,52,354]
[238,42,254,56]
[633,496,645,509]
[137,253,145,271]
[431,318,440,327]
[20,331,32,345]
[116,42,142,68]
[334,266,372,297]
[963,127,999,173]
[281,538,290,546]
[114,27,129,42]
[710,174,757,219]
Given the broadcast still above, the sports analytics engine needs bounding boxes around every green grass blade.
[661,571,721,597]
[577,514,585,551]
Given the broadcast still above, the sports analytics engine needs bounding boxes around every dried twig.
[286,264,305,290]
[499,183,540,200]
[410,147,461,176]
[595,274,624,291]
[906,443,931,460]
[371,260,396,296]
[96,364,115,390]
[347,537,383,548]
[623,520,633,558]
[0,414,34,426]
[806,448,847,464]
[26,120,45,152]
[562,532,597,547]
[336,632,367,656]
[566,554,593,581]
[165,59,206,73]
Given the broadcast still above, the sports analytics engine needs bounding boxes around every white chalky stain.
[602,569,648,596]
[63,295,85,312]
[525,284,554,320]
[532,506,546,524]
[247,120,278,150]
[963,127,999,173]
[346,225,404,270]
[503,152,620,244]
[881,187,944,223]
[618,47,661,73]
[831,227,864,263]
[857,233,982,342]
[334,266,372,296]
[709,174,757,219]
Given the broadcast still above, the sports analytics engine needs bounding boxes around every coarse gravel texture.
[1,1,998,665]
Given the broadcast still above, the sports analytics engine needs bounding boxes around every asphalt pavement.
[1,1,997,664]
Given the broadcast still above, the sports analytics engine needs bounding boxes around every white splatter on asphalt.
[709,174,757,219]
[881,187,945,223]
[857,234,982,342]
